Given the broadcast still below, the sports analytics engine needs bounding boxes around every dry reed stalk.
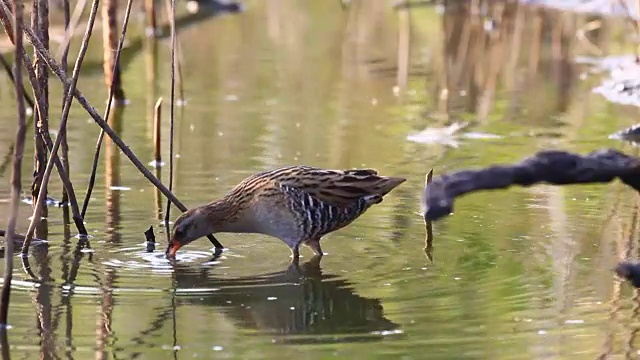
[153,97,162,164]
[60,0,71,204]
[0,2,223,249]
[164,0,177,229]
[144,0,156,36]
[0,52,34,109]
[30,0,49,219]
[81,0,135,218]
[21,0,101,254]
[162,0,184,102]
[55,0,88,60]
[0,0,27,326]
[101,0,125,101]
[3,31,87,236]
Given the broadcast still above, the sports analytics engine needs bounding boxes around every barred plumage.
[166,165,406,260]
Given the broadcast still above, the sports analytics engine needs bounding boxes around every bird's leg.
[304,238,323,257]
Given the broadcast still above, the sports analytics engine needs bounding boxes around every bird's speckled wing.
[274,166,406,207]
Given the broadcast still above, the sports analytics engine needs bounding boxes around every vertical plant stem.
[101,0,124,101]
[22,0,100,255]
[162,0,184,103]
[30,0,49,224]
[143,0,156,36]
[60,0,71,204]
[153,97,162,165]
[0,5,223,249]
[0,52,34,109]
[81,0,133,218]
[0,0,27,325]
[5,27,86,236]
[164,0,176,228]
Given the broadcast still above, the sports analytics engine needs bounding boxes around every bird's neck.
[200,197,253,234]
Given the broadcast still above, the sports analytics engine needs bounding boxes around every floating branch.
[423,149,640,222]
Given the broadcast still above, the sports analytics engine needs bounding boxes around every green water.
[0,1,640,359]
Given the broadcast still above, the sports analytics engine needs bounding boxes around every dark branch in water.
[424,149,640,222]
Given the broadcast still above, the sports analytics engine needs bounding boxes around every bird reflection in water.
[170,255,400,343]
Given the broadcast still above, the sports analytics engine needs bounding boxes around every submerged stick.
[22,0,100,254]
[0,1,224,249]
[0,0,26,325]
[423,149,640,222]
[153,97,162,165]
[164,0,177,233]
[81,0,134,218]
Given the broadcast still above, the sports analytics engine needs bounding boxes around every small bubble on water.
[225,94,239,102]
[454,277,461,280]
[176,99,188,107]
[190,124,195,132]
[564,319,584,325]
[537,330,547,335]
[267,297,277,301]
[212,346,223,351]
[290,307,295,310]
[218,131,224,137]
[371,98,378,105]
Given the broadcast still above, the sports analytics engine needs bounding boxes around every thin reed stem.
[15,36,86,236]
[60,0,71,203]
[0,0,27,326]
[81,0,134,218]
[164,0,177,229]
[21,0,100,254]
[153,97,163,164]
[0,1,224,249]
[0,52,34,109]
[55,0,88,60]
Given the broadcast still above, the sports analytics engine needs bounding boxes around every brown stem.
[81,0,133,218]
[0,52,34,109]
[60,0,70,203]
[164,0,177,230]
[21,0,100,254]
[0,0,26,326]
[30,0,49,217]
[153,97,162,164]
[101,0,124,101]
[13,32,86,236]
[0,0,224,249]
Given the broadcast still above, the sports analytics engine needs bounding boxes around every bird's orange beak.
[166,240,182,257]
